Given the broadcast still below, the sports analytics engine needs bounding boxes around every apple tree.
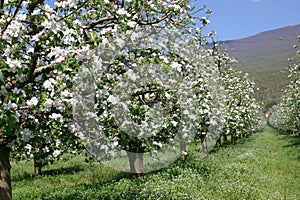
[0,0,213,198]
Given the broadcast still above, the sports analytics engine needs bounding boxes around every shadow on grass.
[284,135,300,147]
[12,172,36,182]
[273,128,300,147]
[283,135,300,159]
[15,134,262,199]
[12,165,86,182]
[272,128,300,159]
[35,135,260,200]
[42,165,86,176]
[38,157,216,200]
[39,171,133,200]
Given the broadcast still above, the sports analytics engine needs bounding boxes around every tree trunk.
[201,136,208,153]
[231,134,236,144]
[117,148,121,158]
[34,158,42,175]
[215,138,221,147]
[242,132,246,138]
[126,152,144,178]
[180,142,187,155]
[223,134,228,145]
[0,145,12,200]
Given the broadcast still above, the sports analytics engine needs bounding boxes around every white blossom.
[53,149,61,157]
[107,95,120,105]
[3,101,18,110]
[171,61,182,72]
[116,8,129,16]
[42,78,56,91]
[49,113,63,122]
[26,97,39,107]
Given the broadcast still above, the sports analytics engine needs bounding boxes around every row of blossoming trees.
[0,1,264,199]
[269,35,300,135]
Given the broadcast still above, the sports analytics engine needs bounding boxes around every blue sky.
[196,0,300,41]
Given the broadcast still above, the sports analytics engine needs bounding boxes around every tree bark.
[0,145,12,200]
[201,136,208,153]
[126,152,144,178]
[215,138,221,147]
[34,158,42,175]
[117,148,121,158]
[231,134,236,144]
[223,134,228,145]
[180,142,186,155]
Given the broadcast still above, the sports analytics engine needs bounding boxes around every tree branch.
[132,88,169,97]
[26,45,41,82]
[81,15,116,29]
[137,12,172,26]
[4,62,57,90]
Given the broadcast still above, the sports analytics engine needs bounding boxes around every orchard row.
[0,1,264,199]
[269,35,300,135]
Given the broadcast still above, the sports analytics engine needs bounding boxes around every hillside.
[216,24,300,108]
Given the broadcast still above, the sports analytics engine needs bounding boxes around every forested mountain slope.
[216,24,300,108]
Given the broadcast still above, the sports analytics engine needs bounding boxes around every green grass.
[12,126,300,199]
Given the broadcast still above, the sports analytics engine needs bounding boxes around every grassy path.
[203,125,300,200]
[12,126,300,199]
[248,125,300,196]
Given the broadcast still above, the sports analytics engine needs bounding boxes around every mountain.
[215,24,300,109]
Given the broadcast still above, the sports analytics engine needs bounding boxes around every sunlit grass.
[12,126,300,199]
